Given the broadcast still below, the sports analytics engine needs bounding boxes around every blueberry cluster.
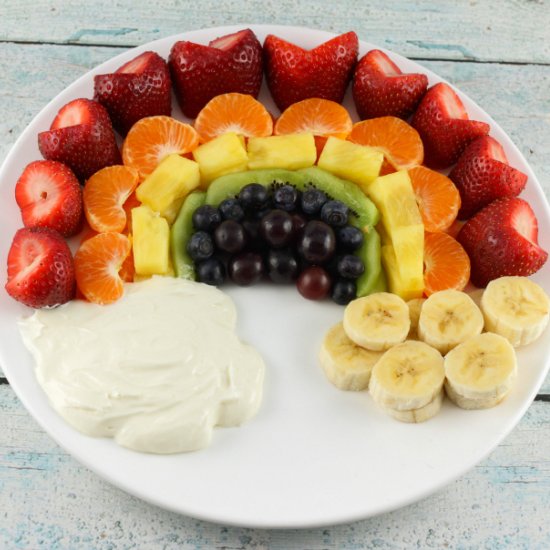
[186,183,366,304]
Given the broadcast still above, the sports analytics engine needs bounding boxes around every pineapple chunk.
[317,137,383,190]
[132,205,170,275]
[247,134,316,170]
[193,132,248,186]
[382,244,423,301]
[390,224,424,290]
[136,154,200,216]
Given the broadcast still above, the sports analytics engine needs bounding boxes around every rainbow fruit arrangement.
[4,29,548,313]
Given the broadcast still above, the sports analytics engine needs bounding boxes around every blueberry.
[321,200,349,227]
[337,226,364,251]
[196,257,225,286]
[331,279,357,305]
[301,188,327,216]
[337,254,365,279]
[273,185,299,211]
[219,198,244,222]
[238,183,269,210]
[192,205,221,232]
[186,231,214,262]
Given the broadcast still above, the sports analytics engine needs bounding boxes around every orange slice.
[409,166,461,232]
[194,93,273,142]
[122,116,199,179]
[122,191,141,235]
[424,231,470,296]
[348,116,424,170]
[83,165,139,233]
[74,232,131,304]
[274,98,352,139]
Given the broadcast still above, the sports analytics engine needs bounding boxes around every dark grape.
[337,225,364,251]
[337,255,365,279]
[196,257,225,286]
[214,220,247,254]
[259,209,294,248]
[298,220,336,263]
[321,200,349,227]
[186,231,214,262]
[242,219,262,250]
[219,198,245,221]
[267,249,298,283]
[238,183,269,210]
[331,279,357,305]
[229,252,264,286]
[273,185,299,211]
[192,205,221,232]
[291,213,307,236]
[296,266,332,300]
[301,188,327,215]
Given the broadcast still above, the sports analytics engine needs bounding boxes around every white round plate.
[1,25,549,529]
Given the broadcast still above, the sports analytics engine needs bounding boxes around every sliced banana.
[407,298,425,340]
[382,389,443,423]
[319,322,384,391]
[444,332,517,409]
[481,276,550,347]
[418,289,484,355]
[369,340,445,411]
[343,292,410,351]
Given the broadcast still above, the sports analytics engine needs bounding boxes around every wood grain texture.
[1,0,549,64]
[1,385,549,548]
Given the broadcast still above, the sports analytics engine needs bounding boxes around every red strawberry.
[449,135,527,219]
[94,51,171,136]
[15,160,83,237]
[457,197,548,287]
[264,32,359,111]
[411,82,489,168]
[38,98,121,182]
[352,49,428,120]
[169,29,263,118]
[5,227,75,308]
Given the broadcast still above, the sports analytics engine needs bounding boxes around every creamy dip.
[18,276,265,454]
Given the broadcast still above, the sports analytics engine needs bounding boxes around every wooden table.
[1,2,549,547]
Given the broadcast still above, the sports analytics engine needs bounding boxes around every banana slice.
[444,332,517,409]
[343,292,410,351]
[382,389,444,423]
[418,289,484,355]
[369,340,445,411]
[319,322,384,391]
[407,298,425,340]
[481,276,550,347]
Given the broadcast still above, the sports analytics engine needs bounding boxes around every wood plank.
[1,384,549,547]
[0,0,549,64]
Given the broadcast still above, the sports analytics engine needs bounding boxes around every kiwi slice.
[170,190,206,279]
[355,227,386,296]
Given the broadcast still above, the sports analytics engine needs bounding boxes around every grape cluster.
[186,183,366,304]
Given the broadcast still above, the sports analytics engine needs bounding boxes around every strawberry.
[15,160,83,237]
[94,51,171,136]
[5,227,75,308]
[449,135,527,219]
[169,29,263,119]
[352,49,428,120]
[411,82,489,168]
[457,197,548,287]
[264,32,358,111]
[38,98,121,182]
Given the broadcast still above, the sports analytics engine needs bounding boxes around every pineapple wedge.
[317,137,383,190]
[382,244,423,301]
[193,132,248,186]
[132,205,170,275]
[136,154,200,218]
[247,134,316,170]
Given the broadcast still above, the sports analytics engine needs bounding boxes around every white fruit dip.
[18,276,265,454]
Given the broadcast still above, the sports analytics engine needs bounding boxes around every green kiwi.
[355,227,386,296]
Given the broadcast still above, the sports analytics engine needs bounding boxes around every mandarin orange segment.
[424,231,470,296]
[74,232,131,305]
[194,93,273,142]
[274,98,352,139]
[83,165,139,233]
[409,166,461,232]
[348,116,423,170]
[122,116,199,179]
[122,191,142,235]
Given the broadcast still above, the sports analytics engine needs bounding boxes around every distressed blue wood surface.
[1,1,550,547]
